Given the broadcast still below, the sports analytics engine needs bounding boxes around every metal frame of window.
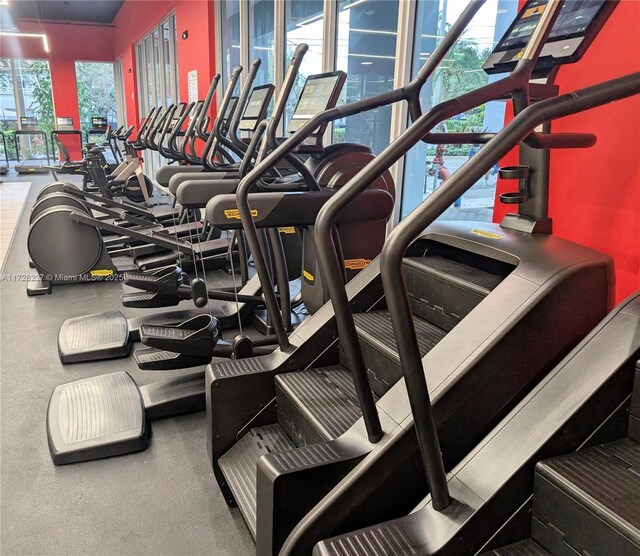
[135,11,179,172]
[114,58,127,125]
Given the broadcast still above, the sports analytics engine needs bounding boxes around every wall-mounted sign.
[188,70,198,103]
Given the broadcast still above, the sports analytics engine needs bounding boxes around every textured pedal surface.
[276,366,371,441]
[211,357,267,378]
[481,539,551,555]
[58,311,131,363]
[314,522,419,556]
[219,424,295,539]
[121,291,180,308]
[534,438,640,555]
[140,324,192,340]
[353,311,447,364]
[47,371,148,465]
[404,255,504,295]
[134,347,210,370]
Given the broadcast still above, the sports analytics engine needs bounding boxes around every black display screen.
[243,87,271,119]
[91,117,108,129]
[292,75,342,120]
[56,117,74,128]
[223,97,238,121]
[495,0,606,52]
[20,116,38,128]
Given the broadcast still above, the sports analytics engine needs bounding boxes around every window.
[1,58,55,161]
[114,59,127,125]
[75,62,117,134]
[220,0,241,88]
[249,0,275,87]
[334,0,398,155]
[284,0,324,129]
[399,0,517,220]
[135,12,179,173]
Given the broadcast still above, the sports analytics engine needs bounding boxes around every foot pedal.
[47,371,148,465]
[58,311,131,363]
[134,347,212,370]
[124,265,184,294]
[121,291,180,308]
[139,314,219,356]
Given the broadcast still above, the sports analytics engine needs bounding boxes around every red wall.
[113,0,217,133]
[0,21,115,158]
[1,0,217,157]
[494,0,640,302]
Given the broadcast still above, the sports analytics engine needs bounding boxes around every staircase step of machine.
[350,311,447,397]
[58,311,131,363]
[482,539,551,556]
[219,424,297,539]
[275,366,372,446]
[532,438,640,555]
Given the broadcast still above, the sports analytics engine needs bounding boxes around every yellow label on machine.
[303,270,314,283]
[344,258,371,271]
[278,227,296,234]
[224,208,258,220]
[470,228,503,240]
[89,269,114,277]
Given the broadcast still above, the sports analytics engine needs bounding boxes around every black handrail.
[228,58,262,153]
[236,43,310,350]
[232,2,486,439]
[197,73,221,140]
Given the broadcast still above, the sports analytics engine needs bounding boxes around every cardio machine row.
[38,1,640,554]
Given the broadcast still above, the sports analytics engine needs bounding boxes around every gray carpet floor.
[0,174,254,555]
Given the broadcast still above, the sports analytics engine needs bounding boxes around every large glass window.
[75,62,117,134]
[334,0,398,155]
[284,0,324,128]
[135,12,179,173]
[220,0,241,87]
[400,0,516,220]
[249,0,275,87]
[0,58,18,160]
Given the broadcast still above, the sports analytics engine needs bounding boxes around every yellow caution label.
[303,270,314,282]
[344,258,371,271]
[278,226,296,234]
[470,228,503,240]
[516,51,524,59]
[224,208,258,220]
[523,5,545,18]
[89,269,114,277]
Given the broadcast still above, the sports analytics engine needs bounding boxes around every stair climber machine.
[284,3,639,555]
[178,2,636,554]
[49,51,332,366]
[45,44,396,465]
[24,95,248,296]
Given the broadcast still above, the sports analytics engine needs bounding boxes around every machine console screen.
[484,0,614,74]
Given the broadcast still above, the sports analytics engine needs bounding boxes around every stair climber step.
[218,424,296,539]
[351,311,447,397]
[58,311,131,364]
[481,539,551,556]
[403,255,506,330]
[275,366,373,446]
[533,438,640,555]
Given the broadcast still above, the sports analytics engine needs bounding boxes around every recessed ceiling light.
[361,61,373,65]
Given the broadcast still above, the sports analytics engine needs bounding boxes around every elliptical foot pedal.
[124,266,184,294]
[47,371,148,465]
[58,311,131,363]
[139,314,219,356]
[121,291,180,308]
[134,347,212,370]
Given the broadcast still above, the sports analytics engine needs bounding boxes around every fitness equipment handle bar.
[61,183,154,218]
[197,73,221,140]
[203,66,243,169]
[233,6,478,357]
[228,58,262,153]
[382,69,640,514]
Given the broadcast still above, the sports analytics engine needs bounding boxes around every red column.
[49,58,82,160]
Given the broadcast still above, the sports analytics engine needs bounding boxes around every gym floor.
[0,174,254,555]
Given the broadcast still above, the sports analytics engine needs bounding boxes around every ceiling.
[7,1,125,25]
